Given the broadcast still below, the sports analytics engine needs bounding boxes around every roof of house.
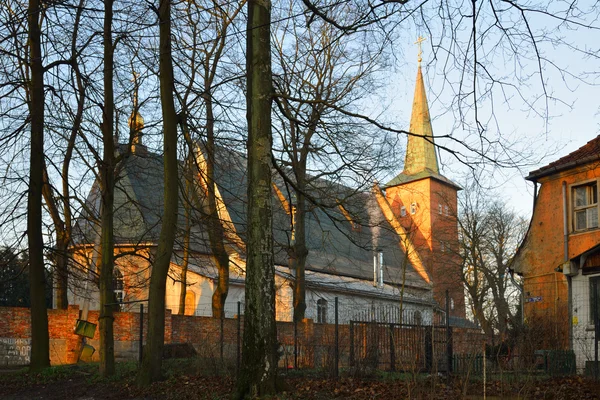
[74,143,431,290]
[527,135,600,181]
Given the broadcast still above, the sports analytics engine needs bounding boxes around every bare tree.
[172,0,246,319]
[271,1,396,322]
[26,0,50,372]
[234,0,279,396]
[456,183,526,339]
[137,0,180,385]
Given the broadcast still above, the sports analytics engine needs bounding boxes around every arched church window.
[184,291,196,316]
[317,299,328,323]
[113,268,124,304]
[410,202,417,215]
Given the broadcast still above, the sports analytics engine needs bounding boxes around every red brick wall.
[0,306,485,367]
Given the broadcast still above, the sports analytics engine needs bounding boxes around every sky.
[376,4,600,219]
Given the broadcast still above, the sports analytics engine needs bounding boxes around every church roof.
[74,144,431,290]
[384,65,460,191]
[403,65,439,175]
[383,169,461,190]
[527,135,600,181]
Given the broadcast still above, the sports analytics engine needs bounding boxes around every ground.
[1,361,599,399]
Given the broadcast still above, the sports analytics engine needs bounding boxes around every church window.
[410,202,416,215]
[317,299,328,323]
[113,268,124,304]
[445,205,450,216]
[440,241,445,252]
[438,204,443,214]
[184,291,196,316]
[400,206,406,217]
[573,182,598,231]
[450,298,455,310]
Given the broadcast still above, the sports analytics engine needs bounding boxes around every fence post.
[220,314,224,362]
[334,297,339,378]
[389,323,395,372]
[446,289,452,374]
[294,319,298,370]
[237,301,241,375]
[425,326,432,373]
[349,321,354,367]
[139,303,144,364]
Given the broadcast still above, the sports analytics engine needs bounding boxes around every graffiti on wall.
[0,338,31,366]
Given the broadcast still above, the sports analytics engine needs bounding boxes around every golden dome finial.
[128,71,144,140]
[415,36,426,64]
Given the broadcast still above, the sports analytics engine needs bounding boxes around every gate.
[349,321,452,372]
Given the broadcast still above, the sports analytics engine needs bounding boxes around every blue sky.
[377,5,600,218]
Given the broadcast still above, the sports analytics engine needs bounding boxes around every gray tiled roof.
[74,144,430,290]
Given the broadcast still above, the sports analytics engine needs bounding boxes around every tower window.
[440,241,445,252]
[317,299,328,323]
[438,204,443,214]
[445,205,449,216]
[410,202,417,215]
[400,206,407,217]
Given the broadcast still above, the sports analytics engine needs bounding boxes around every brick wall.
[0,306,485,368]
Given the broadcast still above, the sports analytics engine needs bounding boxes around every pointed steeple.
[403,63,439,175]
[383,38,459,190]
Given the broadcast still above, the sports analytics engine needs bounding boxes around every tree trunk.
[178,178,191,316]
[41,164,69,309]
[234,0,279,396]
[137,0,179,385]
[98,0,116,378]
[27,0,50,372]
[205,92,230,319]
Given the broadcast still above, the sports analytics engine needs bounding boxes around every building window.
[450,298,455,310]
[400,206,406,217]
[414,310,422,326]
[317,299,328,323]
[590,276,600,323]
[440,241,445,252]
[184,291,196,316]
[113,268,124,304]
[574,182,598,231]
[445,205,449,216]
[410,202,417,215]
[438,204,443,214]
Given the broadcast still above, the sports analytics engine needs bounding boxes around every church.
[66,58,466,326]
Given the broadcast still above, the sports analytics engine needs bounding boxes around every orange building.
[381,63,466,320]
[512,136,600,366]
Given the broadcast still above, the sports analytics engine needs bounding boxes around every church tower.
[383,40,465,319]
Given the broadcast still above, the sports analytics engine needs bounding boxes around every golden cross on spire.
[132,71,140,109]
[415,36,426,64]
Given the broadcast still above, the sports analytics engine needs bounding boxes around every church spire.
[403,37,439,176]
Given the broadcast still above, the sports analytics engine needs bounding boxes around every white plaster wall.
[304,289,432,325]
[571,272,600,373]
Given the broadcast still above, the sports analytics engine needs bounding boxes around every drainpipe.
[563,181,573,350]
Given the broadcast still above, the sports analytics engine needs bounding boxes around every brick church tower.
[383,56,466,320]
